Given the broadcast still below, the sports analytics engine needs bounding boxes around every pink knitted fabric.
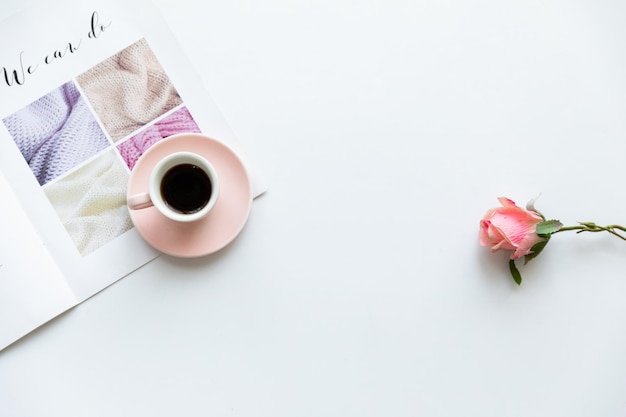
[117,106,200,170]
[76,38,182,142]
[2,81,110,186]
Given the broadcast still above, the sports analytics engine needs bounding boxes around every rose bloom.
[479,197,544,260]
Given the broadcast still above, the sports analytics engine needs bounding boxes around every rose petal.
[497,197,516,207]
[512,233,545,260]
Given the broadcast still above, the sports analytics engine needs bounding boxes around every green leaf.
[524,238,550,264]
[535,219,563,237]
[509,259,522,285]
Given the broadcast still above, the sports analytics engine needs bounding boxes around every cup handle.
[127,192,153,210]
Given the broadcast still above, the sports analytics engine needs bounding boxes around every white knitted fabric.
[76,38,182,142]
[44,150,132,256]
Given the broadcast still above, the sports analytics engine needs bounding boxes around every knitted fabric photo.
[76,38,183,142]
[2,81,110,186]
[44,150,133,256]
[117,106,201,170]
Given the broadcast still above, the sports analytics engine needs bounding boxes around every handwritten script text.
[1,11,111,89]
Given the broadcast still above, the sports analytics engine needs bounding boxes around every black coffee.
[160,163,212,214]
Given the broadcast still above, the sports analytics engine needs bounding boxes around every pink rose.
[479,197,545,260]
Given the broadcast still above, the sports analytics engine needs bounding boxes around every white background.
[2,0,626,416]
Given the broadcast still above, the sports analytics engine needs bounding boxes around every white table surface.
[2,1,626,416]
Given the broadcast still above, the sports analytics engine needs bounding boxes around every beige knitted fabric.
[44,150,133,256]
[76,38,182,142]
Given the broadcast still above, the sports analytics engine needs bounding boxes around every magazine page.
[0,0,264,349]
[0,172,77,350]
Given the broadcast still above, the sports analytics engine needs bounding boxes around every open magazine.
[0,0,264,350]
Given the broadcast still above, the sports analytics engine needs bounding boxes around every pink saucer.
[127,133,252,257]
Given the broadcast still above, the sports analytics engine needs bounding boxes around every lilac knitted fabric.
[117,106,200,170]
[2,82,110,186]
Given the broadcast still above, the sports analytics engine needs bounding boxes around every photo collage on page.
[2,38,201,256]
